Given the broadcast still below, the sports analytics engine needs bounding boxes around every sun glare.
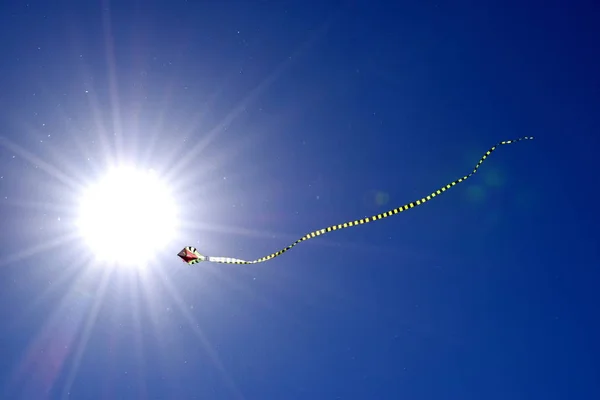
[77,166,178,267]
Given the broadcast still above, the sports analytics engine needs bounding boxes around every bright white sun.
[77,166,178,267]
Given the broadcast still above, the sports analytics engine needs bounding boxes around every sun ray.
[60,264,114,398]
[155,266,246,400]
[0,136,84,192]
[0,232,80,268]
[9,259,107,397]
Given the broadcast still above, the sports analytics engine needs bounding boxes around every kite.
[178,136,533,265]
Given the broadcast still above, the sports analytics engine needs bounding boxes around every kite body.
[178,136,533,265]
[177,247,205,264]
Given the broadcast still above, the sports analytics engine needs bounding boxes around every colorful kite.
[178,137,533,265]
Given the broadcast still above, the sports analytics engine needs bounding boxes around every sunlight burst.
[76,166,178,267]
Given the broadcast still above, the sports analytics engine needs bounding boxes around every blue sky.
[0,1,599,399]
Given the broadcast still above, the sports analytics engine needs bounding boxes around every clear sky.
[1,1,599,399]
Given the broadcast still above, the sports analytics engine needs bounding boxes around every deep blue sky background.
[1,1,599,399]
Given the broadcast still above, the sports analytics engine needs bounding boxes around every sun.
[76,166,178,267]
